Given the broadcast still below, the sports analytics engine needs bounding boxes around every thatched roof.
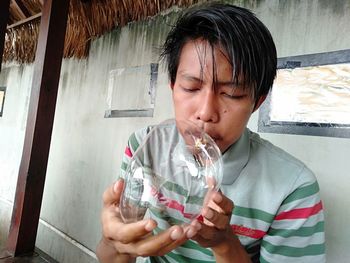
[4,0,202,64]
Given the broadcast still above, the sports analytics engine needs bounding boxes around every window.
[258,49,350,138]
[105,63,158,118]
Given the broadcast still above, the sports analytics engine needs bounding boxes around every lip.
[205,133,221,142]
[182,120,221,141]
[201,127,221,141]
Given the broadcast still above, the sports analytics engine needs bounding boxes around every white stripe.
[260,246,325,263]
[231,214,270,233]
[270,211,324,229]
[279,193,321,211]
[264,232,325,248]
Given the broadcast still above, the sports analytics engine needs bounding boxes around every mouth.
[179,120,222,143]
[203,130,221,142]
[210,136,219,142]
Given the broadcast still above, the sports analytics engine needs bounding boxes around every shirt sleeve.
[260,166,326,263]
[119,126,152,180]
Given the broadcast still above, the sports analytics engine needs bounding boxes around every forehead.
[177,39,233,80]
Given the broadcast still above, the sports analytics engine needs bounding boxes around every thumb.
[102,179,125,206]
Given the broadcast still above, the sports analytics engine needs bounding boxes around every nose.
[195,89,219,123]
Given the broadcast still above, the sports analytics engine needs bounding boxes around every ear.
[252,95,267,112]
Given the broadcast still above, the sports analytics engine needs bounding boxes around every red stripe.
[152,188,197,219]
[125,146,132,158]
[231,225,266,239]
[151,188,267,239]
[275,201,323,220]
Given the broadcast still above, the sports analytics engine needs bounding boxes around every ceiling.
[8,0,42,27]
[4,0,201,64]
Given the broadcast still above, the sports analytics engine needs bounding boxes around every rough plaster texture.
[1,0,350,262]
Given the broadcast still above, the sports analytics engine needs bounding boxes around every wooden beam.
[10,0,26,21]
[7,13,41,30]
[13,0,32,17]
[6,0,70,256]
[0,0,10,72]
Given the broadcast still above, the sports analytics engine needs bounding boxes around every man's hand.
[96,180,199,262]
[191,191,251,263]
[192,191,234,249]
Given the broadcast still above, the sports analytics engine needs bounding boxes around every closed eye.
[181,86,200,93]
[221,92,247,99]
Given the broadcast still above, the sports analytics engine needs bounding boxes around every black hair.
[161,3,277,104]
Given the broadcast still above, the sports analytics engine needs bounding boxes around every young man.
[96,3,325,263]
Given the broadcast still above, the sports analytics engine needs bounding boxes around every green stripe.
[259,255,269,263]
[167,251,215,263]
[129,132,139,152]
[161,181,208,206]
[268,221,324,237]
[152,231,213,259]
[163,181,188,196]
[156,227,213,257]
[186,195,204,205]
[162,181,207,207]
[121,161,127,171]
[180,240,213,257]
[149,208,185,225]
[154,226,167,234]
[152,220,213,257]
[150,209,173,224]
[262,240,325,257]
[282,181,319,205]
[150,255,170,263]
[233,206,275,223]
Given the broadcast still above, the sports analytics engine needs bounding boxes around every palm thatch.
[4,0,203,64]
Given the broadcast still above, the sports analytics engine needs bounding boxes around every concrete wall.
[0,0,349,262]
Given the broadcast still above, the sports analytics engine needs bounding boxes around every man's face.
[172,39,260,153]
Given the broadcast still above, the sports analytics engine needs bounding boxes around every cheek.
[173,92,195,112]
[224,103,253,122]
[220,105,252,141]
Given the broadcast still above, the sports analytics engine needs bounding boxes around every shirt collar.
[221,128,250,185]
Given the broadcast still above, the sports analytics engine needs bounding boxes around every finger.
[194,223,215,240]
[113,219,157,244]
[102,179,124,206]
[156,225,195,255]
[202,188,216,207]
[124,225,187,257]
[212,191,234,216]
[206,176,216,189]
[155,222,201,256]
[202,207,229,230]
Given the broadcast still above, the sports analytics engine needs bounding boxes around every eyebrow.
[179,73,201,83]
[179,73,244,87]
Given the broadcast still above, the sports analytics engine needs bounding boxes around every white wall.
[0,65,33,246]
[0,0,349,262]
[251,1,350,261]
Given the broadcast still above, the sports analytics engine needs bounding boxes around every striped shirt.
[119,122,325,263]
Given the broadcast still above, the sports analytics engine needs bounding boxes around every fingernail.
[214,193,222,203]
[170,228,182,240]
[113,182,119,193]
[145,220,155,231]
